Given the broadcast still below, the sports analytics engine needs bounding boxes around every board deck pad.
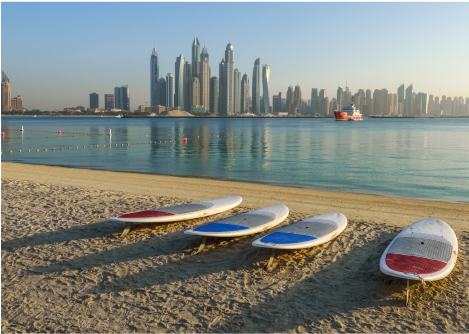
[116,203,212,219]
[194,213,275,233]
[385,234,453,274]
[260,219,338,244]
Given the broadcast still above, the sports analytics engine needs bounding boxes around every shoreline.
[2,162,468,232]
[2,161,468,205]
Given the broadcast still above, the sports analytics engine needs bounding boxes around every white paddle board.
[380,218,458,282]
[108,196,242,223]
[252,212,347,250]
[184,204,289,238]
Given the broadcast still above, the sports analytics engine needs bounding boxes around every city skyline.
[1,2,468,110]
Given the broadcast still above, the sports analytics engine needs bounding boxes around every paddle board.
[184,204,289,238]
[380,218,458,282]
[252,212,347,250]
[109,196,242,223]
[108,196,242,237]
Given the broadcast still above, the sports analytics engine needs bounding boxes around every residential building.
[157,78,166,107]
[191,77,200,109]
[184,62,192,112]
[200,47,210,113]
[311,88,318,115]
[11,95,22,111]
[166,74,174,108]
[398,84,404,114]
[241,74,250,114]
[318,89,327,116]
[286,86,294,114]
[175,55,185,110]
[219,58,225,114]
[192,38,201,79]
[114,85,130,110]
[234,69,241,114]
[150,46,159,106]
[90,92,99,109]
[104,94,114,110]
[210,76,219,114]
[1,71,11,112]
[337,86,343,110]
[262,65,271,114]
[293,85,302,115]
[405,84,413,116]
[224,43,235,115]
[252,58,261,114]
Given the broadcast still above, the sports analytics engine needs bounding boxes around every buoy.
[21,126,24,131]
[109,128,112,136]
[133,143,135,145]
[127,143,129,145]
[76,146,78,149]
[183,137,187,143]
[83,146,85,148]
[96,145,98,147]
[68,147,71,149]
[60,148,63,150]
[28,150,30,152]
[1,132,4,136]
[103,145,105,147]
[9,150,12,153]
[58,130,61,134]
[52,148,55,150]
[19,150,21,152]
[36,149,39,151]
[44,149,47,151]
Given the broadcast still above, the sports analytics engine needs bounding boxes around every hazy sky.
[2,2,468,110]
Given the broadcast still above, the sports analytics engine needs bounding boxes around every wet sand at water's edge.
[2,162,469,332]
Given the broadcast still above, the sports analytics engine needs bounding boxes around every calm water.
[1,116,468,203]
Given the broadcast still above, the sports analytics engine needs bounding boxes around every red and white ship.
[334,103,363,121]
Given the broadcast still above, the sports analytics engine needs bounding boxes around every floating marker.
[36,149,39,151]
[18,150,21,152]
[109,128,112,136]
[21,126,24,131]
[183,137,187,143]
[44,149,47,151]
[58,130,61,134]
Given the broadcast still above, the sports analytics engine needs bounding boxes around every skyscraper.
[293,85,302,115]
[397,84,404,114]
[252,58,261,114]
[192,38,201,79]
[2,71,11,112]
[157,78,166,107]
[318,89,327,116]
[415,92,427,115]
[233,69,241,115]
[311,88,318,115]
[150,46,159,106]
[241,74,250,114]
[262,65,271,114]
[114,85,130,110]
[174,55,185,110]
[286,86,294,114]
[405,84,413,116]
[210,76,219,115]
[166,74,174,108]
[184,62,192,112]
[104,94,114,110]
[337,86,343,110]
[200,47,210,113]
[11,95,22,111]
[90,92,99,109]
[224,43,235,115]
[219,58,225,114]
[191,77,200,107]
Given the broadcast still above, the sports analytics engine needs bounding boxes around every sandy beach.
[2,162,468,332]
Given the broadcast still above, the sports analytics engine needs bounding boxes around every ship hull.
[334,111,363,121]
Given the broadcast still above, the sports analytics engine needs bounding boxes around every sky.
[1,2,469,111]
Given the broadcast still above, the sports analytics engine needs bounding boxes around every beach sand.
[1,162,468,332]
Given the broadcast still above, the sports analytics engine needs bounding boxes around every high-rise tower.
[234,69,241,115]
[200,47,210,113]
[2,71,11,112]
[252,58,261,114]
[150,46,159,106]
[337,86,343,110]
[166,74,174,108]
[241,74,250,114]
[175,55,185,110]
[286,86,294,114]
[184,62,192,112]
[192,38,201,79]
[405,84,413,116]
[210,76,219,114]
[262,65,270,114]
[224,43,235,115]
[219,58,225,114]
[90,93,99,109]
[311,88,318,115]
[114,85,130,110]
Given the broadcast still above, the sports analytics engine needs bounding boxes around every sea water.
[1,116,468,203]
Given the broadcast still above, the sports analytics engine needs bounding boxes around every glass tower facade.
[262,65,270,114]
[252,58,261,115]
[166,74,174,108]
[210,76,219,115]
[224,43,235,115]
[200,47,210,113]
[114,85,130,110]
[241,74,250,114]
[174,55,185,110]
[234,69,241,115]
[150,47,159,106]
[192,38,201,79]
